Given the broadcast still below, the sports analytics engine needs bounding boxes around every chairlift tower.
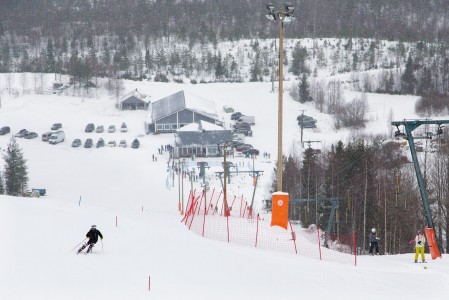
[392,119,449,258]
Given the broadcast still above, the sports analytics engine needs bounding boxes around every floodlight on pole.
[265,3,295,192]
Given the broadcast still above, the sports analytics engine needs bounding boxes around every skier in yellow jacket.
[414,230,426,263]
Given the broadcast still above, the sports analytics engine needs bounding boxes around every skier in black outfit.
[369,227,380,255]
[77,225,103,254]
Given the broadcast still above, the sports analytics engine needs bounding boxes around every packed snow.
[1,76,448,300]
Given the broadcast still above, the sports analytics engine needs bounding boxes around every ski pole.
[101,238,103,251]
[71,238,87,251]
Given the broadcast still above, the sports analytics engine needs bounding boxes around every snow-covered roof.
[177,120,224,132]
[119,89,149,103]
[178,122,200,132]
[151,90,218,122]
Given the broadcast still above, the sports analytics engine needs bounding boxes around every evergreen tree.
[385,71,395,93]
[46,38,56,73]
[0,171,4,195]
[2,137,28,196]
[299,73,312,103]
[0,37,11,72]
[417,67,432,95]
[401,56,417,94]
[249,51,261,82]
[215,51,225,80]
[290,42,309,76]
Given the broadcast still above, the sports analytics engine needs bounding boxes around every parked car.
[42,132,53,141]
[49,131,65,144]
[237,115,256,125]
[234,128,252,136]
[297,114,316,122]
[14,129,28,138]
[298,121,317,128]
[231,112,243,120]
[230,140,244,148]
[236,144,253,152]
[120,122,128,132]
[96,138,105,148]
[24,132,38,139]
[84,138,93,148]
[96,125,104,133]
[107,140,116,147]
[51,123,62,130]
[0,126,10,135]
[234,122,251,129]
[71,139,82,147]
[118,140,127,148]
[131,138,140,149]
[108,125,116,133]
[85,123,95,133]
[242,148,260,156]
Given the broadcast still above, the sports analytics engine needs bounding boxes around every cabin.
[118,89,150,110]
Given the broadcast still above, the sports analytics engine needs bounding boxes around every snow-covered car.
[108,125,116,133]
[24,132,38,139]
[51,123,62,130]
[85,123,95,133]
[95,125,104,133]
[84,138,93,148]
[118,140,127,148]
[42,132,53,141]
[14,129,28,138]
[72,139,82,147]
[96,138,105,148]
[0,126,10,135]
[107,140,116,147]
[120,122,128,132]
[131,138,140,149]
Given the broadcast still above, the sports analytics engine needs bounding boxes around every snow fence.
[182,190,357,266]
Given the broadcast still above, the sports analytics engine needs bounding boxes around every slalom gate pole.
[71,238,87,251]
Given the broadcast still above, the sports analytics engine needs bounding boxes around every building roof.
[151,90,218,122]
[119,89,149,104]
[178,120,224,132]
[175,130,233,147]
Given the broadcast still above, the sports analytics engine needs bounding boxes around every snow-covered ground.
[1,79,448,300]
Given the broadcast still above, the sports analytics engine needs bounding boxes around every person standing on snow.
[369,228,380,255]
[77,225,103,254]
[414,230,426,263]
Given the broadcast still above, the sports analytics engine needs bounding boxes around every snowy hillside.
[1,78,449,300]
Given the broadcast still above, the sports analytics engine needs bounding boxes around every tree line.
[272,135,449,255]
[2,1,449,43]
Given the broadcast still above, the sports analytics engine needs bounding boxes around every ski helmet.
[91,225,96,229]
[371,228,376,233]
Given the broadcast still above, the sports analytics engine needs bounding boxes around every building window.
[156,124,163,131]
[172,124,178,130]
[164,124,170,130]
[208,147,217,155]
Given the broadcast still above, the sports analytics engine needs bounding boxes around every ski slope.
[1,79,449,300]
